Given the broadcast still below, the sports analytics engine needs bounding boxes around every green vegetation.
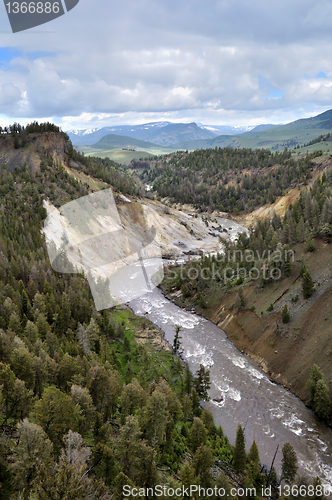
[0,127,327,498]
[281,443,298,485]
[0,129,297,500]
[233,424,246,473]
[164,159,332,297]
[281,305,290,324]
[171,108,332,152]
[302,268,315,299]
[138,147,319,213]
[173,324,182,353]
[308,365,331,420]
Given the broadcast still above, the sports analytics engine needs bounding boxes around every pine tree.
[193,364,211,401]
[281,443,298,484]
[233,424,246,473]
[302,269,315,298]
[11,419,53,493]
[179,463,199,498]
[247,440,260,465]
[281,305,290,323]
[173,324,182,353]
[183,363,193,395]
[190,417,207,452]
[193,444,213,487]
[307,365,324,401]
[313,379,331,420]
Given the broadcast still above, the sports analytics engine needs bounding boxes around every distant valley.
[68,109,332,157]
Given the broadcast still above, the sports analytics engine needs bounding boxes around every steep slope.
[173,108,332,151]
[162,153,332,413]
[0,129,69,173]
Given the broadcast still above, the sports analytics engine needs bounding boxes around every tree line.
[136,148,322,213]
[0,145,285,499]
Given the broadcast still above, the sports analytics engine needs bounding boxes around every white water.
[130,287,332,487]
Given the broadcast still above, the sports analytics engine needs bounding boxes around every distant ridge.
[69,108,332,152]
[172,109,332,151]
[69,121,216,147]
[91,133,171,150]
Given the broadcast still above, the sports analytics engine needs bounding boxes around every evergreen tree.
[302,269,315,298]
[233,424,246,473]
[183,362,193,395]
[281,305,290,323]
[193,444,213,487]
[11,419,53,495]
[281,443,298,484]
[308,364,324,401]
[247,439,260,465]
[190,417,207,452]
[179,463,199,498]
[30,385,80,452]
[234,292,242,314]
[173,324,182,353]
[313,379,331,420]
[193,364,211,401]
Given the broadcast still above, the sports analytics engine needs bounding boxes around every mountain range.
[67,109,332,152]
[68,121,255,147]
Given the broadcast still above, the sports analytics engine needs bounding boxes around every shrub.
[306,239,316,252]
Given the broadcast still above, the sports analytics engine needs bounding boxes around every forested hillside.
[0,126,295,499]
[136,148,323,213]
[163,157,332,416]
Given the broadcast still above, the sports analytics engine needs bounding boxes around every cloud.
[0,0,332,126]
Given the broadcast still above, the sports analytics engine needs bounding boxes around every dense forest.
[136,148,323,213]
[163,164,332,421]
[0,130,277,499]
[0,126,326,498]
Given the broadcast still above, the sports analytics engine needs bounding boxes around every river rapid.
[129,280,332,487]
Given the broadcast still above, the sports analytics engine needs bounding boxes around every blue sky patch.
[315,71,327,78]
[258,76,284,100]
[0,47,55,66]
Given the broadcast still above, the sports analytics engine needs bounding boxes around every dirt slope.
[204,239,332,403]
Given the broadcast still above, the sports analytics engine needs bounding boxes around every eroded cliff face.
[43,193,227,263]
[0,132,69,173]
[43,192,229,308]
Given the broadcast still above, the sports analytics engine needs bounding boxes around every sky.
[1,0,332,130]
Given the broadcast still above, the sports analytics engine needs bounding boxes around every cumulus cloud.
[0,0,332,126]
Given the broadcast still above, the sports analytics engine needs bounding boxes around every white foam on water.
[263,424,271,435]
[200,353,214,368]
[214,381,230,393]
[282,414,305,436]
[231,358,245,369]
[229,388,241,401]
[269,407,285,419]
[317,438,328,453]
[185,341,206,358]
[248,366,265,380]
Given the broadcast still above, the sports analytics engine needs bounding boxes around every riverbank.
[159,242,332,418]
[129,285,332,484]
[159,283,293,390]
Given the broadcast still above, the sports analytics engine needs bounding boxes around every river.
[129,286,332,487]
